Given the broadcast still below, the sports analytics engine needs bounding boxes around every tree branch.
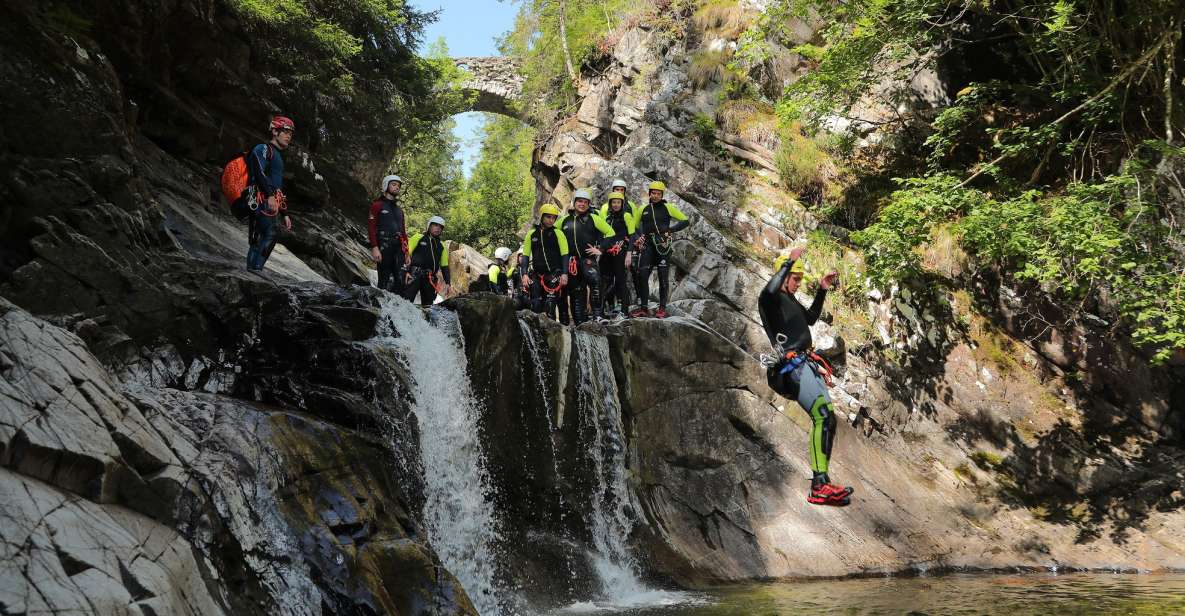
[958,28,1176,189]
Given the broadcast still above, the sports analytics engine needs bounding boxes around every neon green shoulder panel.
[408,233,424,253]
[521,229,535,257]
[440,241,449,266]
[488,264,501,283]
[666,203,689,221]
[592,213,615,238]
[555,227,569,256]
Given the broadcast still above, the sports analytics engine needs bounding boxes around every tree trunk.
[557,0,578,86]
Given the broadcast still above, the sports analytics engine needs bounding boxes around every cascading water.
[569,331,688,609]
[372,296,507,615]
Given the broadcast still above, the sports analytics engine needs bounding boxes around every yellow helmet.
[773,255,806,274]
[608,191,625,201]
[539,204,561,217]
[648,181,666,192]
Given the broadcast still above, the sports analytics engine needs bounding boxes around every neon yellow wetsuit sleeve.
[556,227,569,256]
[521,229,535,257]
[593,213,615,238]
[666,203,689,221]
[440,241,449,267]
[488,264,501,283]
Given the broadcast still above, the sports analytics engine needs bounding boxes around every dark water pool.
[553,573,1185,615]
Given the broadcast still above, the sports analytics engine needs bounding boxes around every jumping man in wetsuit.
[558,189,616,324]
[631,181,689,318]
[368,174,409,293]
[402,216,450,306]
[520,204,571,319]
[758,245,851,506]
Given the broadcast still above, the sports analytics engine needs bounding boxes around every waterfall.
[570,331,659,604]
[373,297,506,615]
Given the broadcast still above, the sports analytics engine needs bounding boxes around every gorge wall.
[1,1,1184,615]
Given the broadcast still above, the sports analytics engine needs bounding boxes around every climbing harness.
[760,335,835,387]
[539,274,564,295]
[647,204,674,256]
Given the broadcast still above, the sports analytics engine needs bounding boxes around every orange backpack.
[220,145,272,220]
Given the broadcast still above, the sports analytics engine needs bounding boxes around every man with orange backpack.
[244,116,295,271]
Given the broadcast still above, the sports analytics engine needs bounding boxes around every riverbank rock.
[0,297,476,615]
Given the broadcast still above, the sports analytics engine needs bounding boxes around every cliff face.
[514,10,1185,587]
[1,1,1184,614]
[0,2,476,613]
[450,296,1185,598]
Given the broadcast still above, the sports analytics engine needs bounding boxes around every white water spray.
[570,331,685,608]
[373,297,505,615]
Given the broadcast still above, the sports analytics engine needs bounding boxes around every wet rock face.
[448,295,1185,592]
[0,297,476,615]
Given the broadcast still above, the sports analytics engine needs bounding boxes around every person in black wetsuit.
[489,246,514,296]
[758,245,851,506]
[599,191,636,319]
[245,116,295,272]
[631,181,689,318]
[401,216,450,306]
[519,204,571,319]
[368,174,408,294]
[558,189,616,324]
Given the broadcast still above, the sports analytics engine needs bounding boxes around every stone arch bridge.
[452,56,524,120]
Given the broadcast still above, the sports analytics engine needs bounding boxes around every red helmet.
[271,116,295,132]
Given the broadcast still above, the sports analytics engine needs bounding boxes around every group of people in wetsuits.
[486,178,689,324]
[234,117,852,507]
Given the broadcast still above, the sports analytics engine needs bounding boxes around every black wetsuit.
[559,211,614,324]
[369,195,408,294]
[634,199,689,311]
[521,224,571,318]
[758,259,837,485]
[402,233,449,306]
[600,205,635,315]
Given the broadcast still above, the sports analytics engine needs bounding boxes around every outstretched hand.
[820,271,840,290]
[786,245,806,262]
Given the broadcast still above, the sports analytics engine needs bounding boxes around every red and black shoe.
[654,308,669,319]
[629,307,650,318]
[807,483,852,506]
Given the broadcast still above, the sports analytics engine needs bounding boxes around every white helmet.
[572,189,592,203]
[382,174,402,192]
[427,215,445,229]
[610,178,627,190]
[494,246,512,261]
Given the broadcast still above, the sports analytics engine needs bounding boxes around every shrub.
[688,48,732,89]
[692,0,754,40]
[691,113,716,144]
[774,123,837,204]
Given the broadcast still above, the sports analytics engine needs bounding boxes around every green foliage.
[502,0,638,122]
[766,0,1185,363]
[692,0,752,40]
[688,48,732,89]
[853,162,1185,362]
[42,4,93,35]
[226,0,416,95]
[690,113,716,144]
[971,451,1005,471]
[774,123,837,205]
[448,116,537,253]
[389,117,465,231]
